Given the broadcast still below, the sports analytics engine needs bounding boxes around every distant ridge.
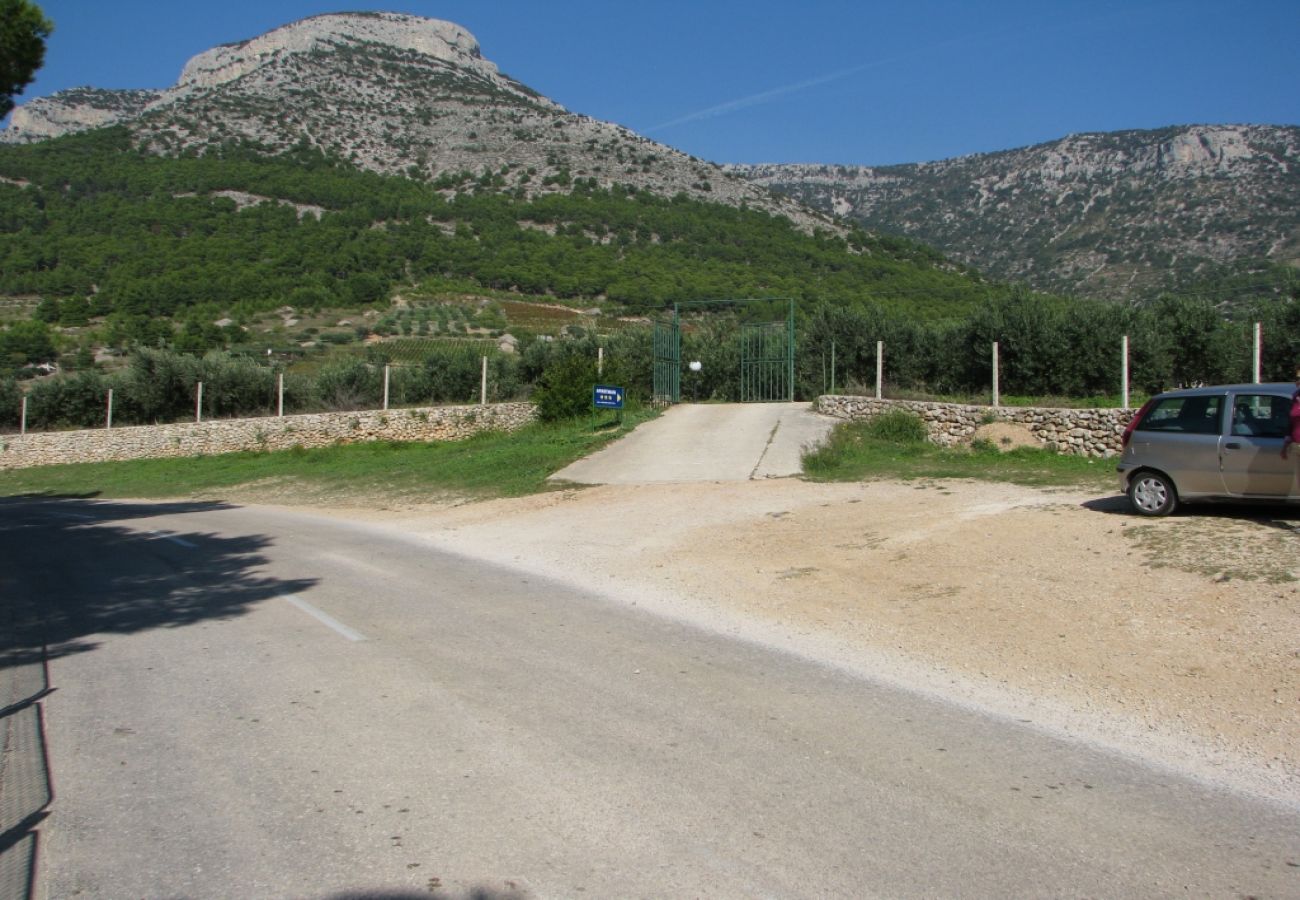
[731,124,1300,299]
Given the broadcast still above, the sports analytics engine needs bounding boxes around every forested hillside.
[0,127,989,342]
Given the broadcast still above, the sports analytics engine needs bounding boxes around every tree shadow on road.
[0,496,318,900]
[0,496,318,671]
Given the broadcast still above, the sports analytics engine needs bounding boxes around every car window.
[1137,395,1224,435]
[1230,393,1289,438]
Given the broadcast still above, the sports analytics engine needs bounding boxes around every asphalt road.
[1,497,1297,899]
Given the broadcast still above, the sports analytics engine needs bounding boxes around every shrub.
[25,370,111,429]
[118,348,202,424]
[419,344,489,404]
[0,378,21,428]
[315,358,381,410]
[863,410,928,443]
[197,353,276,418]
[533,354,599,421]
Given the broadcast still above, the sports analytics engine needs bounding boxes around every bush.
[315,358,381,410]
[25,370,111,429]
[0,378,21,428]
[198,353,277,418]
[419,344,490,404]
[863,410,928,443]
[533,354,599,421]
[118,348,202,424]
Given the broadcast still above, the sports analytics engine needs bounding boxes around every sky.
[12,0,1300,166]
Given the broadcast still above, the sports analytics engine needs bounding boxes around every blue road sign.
[593,385,625,409]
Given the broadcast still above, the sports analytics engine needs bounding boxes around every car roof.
[1155,383,1292,399]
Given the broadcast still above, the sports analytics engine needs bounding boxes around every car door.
[1219,390,1296,498]
[1127,392,1226,497]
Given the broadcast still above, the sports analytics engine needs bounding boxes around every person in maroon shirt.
[1284,370,1300,459]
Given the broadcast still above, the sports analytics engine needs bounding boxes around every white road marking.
[280,595,366,642]
[150,530,197,548]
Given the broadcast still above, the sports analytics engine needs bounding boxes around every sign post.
[593,384,625,427]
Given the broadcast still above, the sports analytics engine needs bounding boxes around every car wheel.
[1128,470,1177,516]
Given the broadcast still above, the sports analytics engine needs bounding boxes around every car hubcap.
[1135,478,1167,511]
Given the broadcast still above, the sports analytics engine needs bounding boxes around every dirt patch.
[972,421,1040,450]
[298,479,1299,805]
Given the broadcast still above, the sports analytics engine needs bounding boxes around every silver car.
[1116,382,1298,515]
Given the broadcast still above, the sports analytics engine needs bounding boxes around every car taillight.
[1121,399,1156,448]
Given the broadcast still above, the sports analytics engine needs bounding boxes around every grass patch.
[0,408,657,504]
[803,420,1114,489]
[1125,519,1298,583]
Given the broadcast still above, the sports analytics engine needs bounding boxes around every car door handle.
[1224,441,1243,450]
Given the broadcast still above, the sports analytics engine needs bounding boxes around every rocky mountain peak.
[0,12,827,231]
[2,12,555,144]
[174,12,507,97]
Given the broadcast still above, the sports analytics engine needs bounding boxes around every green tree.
[0,0,53,117]
[1148,294,1245,386]
[0,318,55,367]
[0,376,20,425]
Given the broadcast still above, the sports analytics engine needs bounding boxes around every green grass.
[0,408,657,504]
[3,408,1115,505]
[803,420,1115,489]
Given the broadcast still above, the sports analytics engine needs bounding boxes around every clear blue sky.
[14,0,1300,166]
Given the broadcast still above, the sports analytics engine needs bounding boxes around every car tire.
[1128,470,1177,516]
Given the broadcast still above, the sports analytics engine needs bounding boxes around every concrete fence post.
[20,395,27,436]
[196,382,204,423]
[277,373,285,418]
[597,346,604,377]
[480,356,488,405]
[1253,322,1262,383]
[992,342,1000,408]
[875,341,883,400]
[383,365,391,411]
[106,389,114,429]
[1121,335,1130,409]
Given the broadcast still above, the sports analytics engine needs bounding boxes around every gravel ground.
[293,478,1299,807]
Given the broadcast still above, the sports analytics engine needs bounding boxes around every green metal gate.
[740,317,795,402]
[654,299,794,404]
[652,318,681,404]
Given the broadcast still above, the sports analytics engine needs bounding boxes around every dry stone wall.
[816,395,1133,457]
[0,402,536,470]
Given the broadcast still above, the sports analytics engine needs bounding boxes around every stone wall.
[0,402,537,470]
[815,395,1133,457]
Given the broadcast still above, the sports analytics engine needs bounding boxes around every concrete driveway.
[550,402,839,484]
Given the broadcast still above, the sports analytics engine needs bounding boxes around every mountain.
[0,12,997,341]
[8,11,1293,318]
[731,125,1300,301]
[2,11,827,231]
